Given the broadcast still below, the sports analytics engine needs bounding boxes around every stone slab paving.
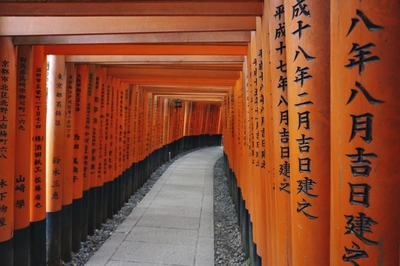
[86,146,223,266]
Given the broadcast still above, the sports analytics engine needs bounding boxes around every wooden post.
[254,16,268,262]
[109,78,117,216]
[282,1,331,265]
[101,74,110,222]
[86,65,96,236]
[98,68,107,222]
[330,1,400,265]
[115,81,124,210]
[30,45,47,266]
[60,63,76,262]
[267,0,292,264]
[261,3,277,263]
[14,45,33,266]
[93,66,103,229]
[80,64,91,241]
[112,78,120,213]
[106,76,115,218]
[72,64,88,251]
[123,84,130,202]
[46,55,66,266]
[129,85,136,194]
[248,30,262,263]
[0,37,17,266]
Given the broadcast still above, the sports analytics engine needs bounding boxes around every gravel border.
[62,148,245,266]
[213,156,246,266]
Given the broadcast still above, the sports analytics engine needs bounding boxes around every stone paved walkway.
[86,146,223,266]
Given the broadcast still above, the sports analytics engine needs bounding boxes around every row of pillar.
[223,1,400,265]
[0,37,223,265]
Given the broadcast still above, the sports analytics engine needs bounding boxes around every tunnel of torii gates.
[0,1,399,266]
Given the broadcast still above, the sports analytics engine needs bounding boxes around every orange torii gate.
[222,1,400,266]
[0,41,224,266]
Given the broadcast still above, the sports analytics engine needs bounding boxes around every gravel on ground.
[213,156,246,266]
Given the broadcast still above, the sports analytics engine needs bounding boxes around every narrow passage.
[85,146,222,266]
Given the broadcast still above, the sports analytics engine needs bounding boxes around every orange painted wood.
[235,76,244,195]
[97,68,107,187]
[14,45,33,230]
[151,96,158,151]
[255,16,268,261]
[87,65,97,191]
[131,86,139,164]
[330,1,400,265]
[0,2,262,16]
[157,97,164,148]
[110,78,118,181]
[267,0,292,265]
[46,55,66,213]
[93,67,104,188]
[80,65,92,193]
[30,46,46,222]
[13,31,252,46]
[162,98,169,143]
[122,84,129,172]
[64,55,245,65]
[0,37,16,242]
[73,64,88,200]
[105,76,114,183]
[120,78,236,87]
[0,16,256,36]
[115,81,124,179]
[146,93,153,150]
[261,3,277,264]
[127,87,134,167]
[44,45,248,56]
[283,1,331,265]
[63,63,76,208]
[248,32,260,253]
[136,87,144,161]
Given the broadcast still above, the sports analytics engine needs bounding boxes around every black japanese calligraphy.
[297,198,318,220]
[345,213,378,246]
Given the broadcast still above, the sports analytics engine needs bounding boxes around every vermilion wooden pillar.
[261,2,276,264]
[101,74,110,221]
[330,1,400,265]
[267,0,292,265]
[118,83,126,207]
[86,64,97,236]
[98,68,107,222]
[60,63,76,262]
[104,76,114,218]
[112,79,120,213]
[123,85,130,202]
[283,1,331,265]
[14,45,33,266]
[246,36,256,258]
[79,65,91,241]
[255,16,268,262]
[108,78,117,216]
[130,85,139,194]
[0,37,16,266]
[115,81,124,210]
[129,85,136,194]
[72,64,88,251]
[30,45,47,266]
[46,55,66,266]
[93,66,103,229]
[249,29,263,264]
